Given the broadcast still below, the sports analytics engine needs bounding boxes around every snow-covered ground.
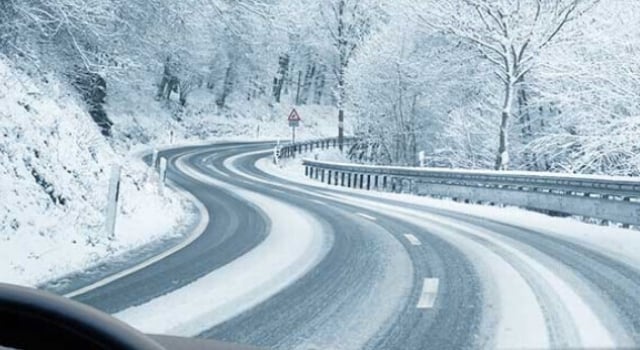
[107,80,344,149]
[260,152,640,269]
[0,57,341,288]
[0,59,195,287]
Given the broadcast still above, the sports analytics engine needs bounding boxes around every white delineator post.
[158,157,168,196]
[106,164,121,240]
[273,140,281,166]
[151,149,159,169]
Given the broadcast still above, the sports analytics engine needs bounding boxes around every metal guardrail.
[302,158,640,227]
[277,137,358,159]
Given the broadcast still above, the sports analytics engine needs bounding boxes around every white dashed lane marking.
[356,213,377,221]
[417,278,440,309]
[404,234,421,246]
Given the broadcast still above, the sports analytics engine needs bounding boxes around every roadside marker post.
[106,164,121,240]
[159,157,168,196]
[151,149,159,169]
[274,140,281,166]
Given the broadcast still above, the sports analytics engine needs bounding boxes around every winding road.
[63,142,640,349]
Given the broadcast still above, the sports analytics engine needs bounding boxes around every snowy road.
[69,142,640,349]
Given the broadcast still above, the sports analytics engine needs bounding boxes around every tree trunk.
[216,63,234,108]
[273,54,289,103]
[313,65,325,104]
[495,82,514,170]
[337,69,346,151]
[517,77,537,170]
[295,70,302,105]
[179,79,190,106]
[337,0,346,150]
[300,64,316,104]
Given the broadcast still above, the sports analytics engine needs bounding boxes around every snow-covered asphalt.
[67,142,640,349]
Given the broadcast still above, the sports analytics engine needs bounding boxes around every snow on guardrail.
[277,137,358,159]
[300,156,640,228]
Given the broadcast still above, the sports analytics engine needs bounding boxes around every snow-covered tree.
[314,0,386,149]
[416,0,599,170]
[525,1,640,175]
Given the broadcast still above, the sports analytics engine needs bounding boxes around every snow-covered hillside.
[107,79,342,149]
[0,59,189,286]
[0,52,340,287]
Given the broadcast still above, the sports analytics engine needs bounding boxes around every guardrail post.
[623,197,632,228]
[340,172,345,186]
[327,170,332,184]
[366,175,371,190]
[346,173,351,187]
[305,166,309,177]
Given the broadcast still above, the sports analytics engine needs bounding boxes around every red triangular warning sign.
[288,108,302,122]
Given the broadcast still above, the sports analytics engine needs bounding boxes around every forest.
[1,0,638,175]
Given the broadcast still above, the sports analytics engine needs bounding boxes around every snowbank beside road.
[115,152,332,336]
[0,59,189,287]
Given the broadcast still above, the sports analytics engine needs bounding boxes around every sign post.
[287,108,301,144]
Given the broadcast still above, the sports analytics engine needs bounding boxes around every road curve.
[71,143,272,313]
[63,142,640,349]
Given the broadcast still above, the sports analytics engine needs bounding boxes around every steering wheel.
[0,283,165,349]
